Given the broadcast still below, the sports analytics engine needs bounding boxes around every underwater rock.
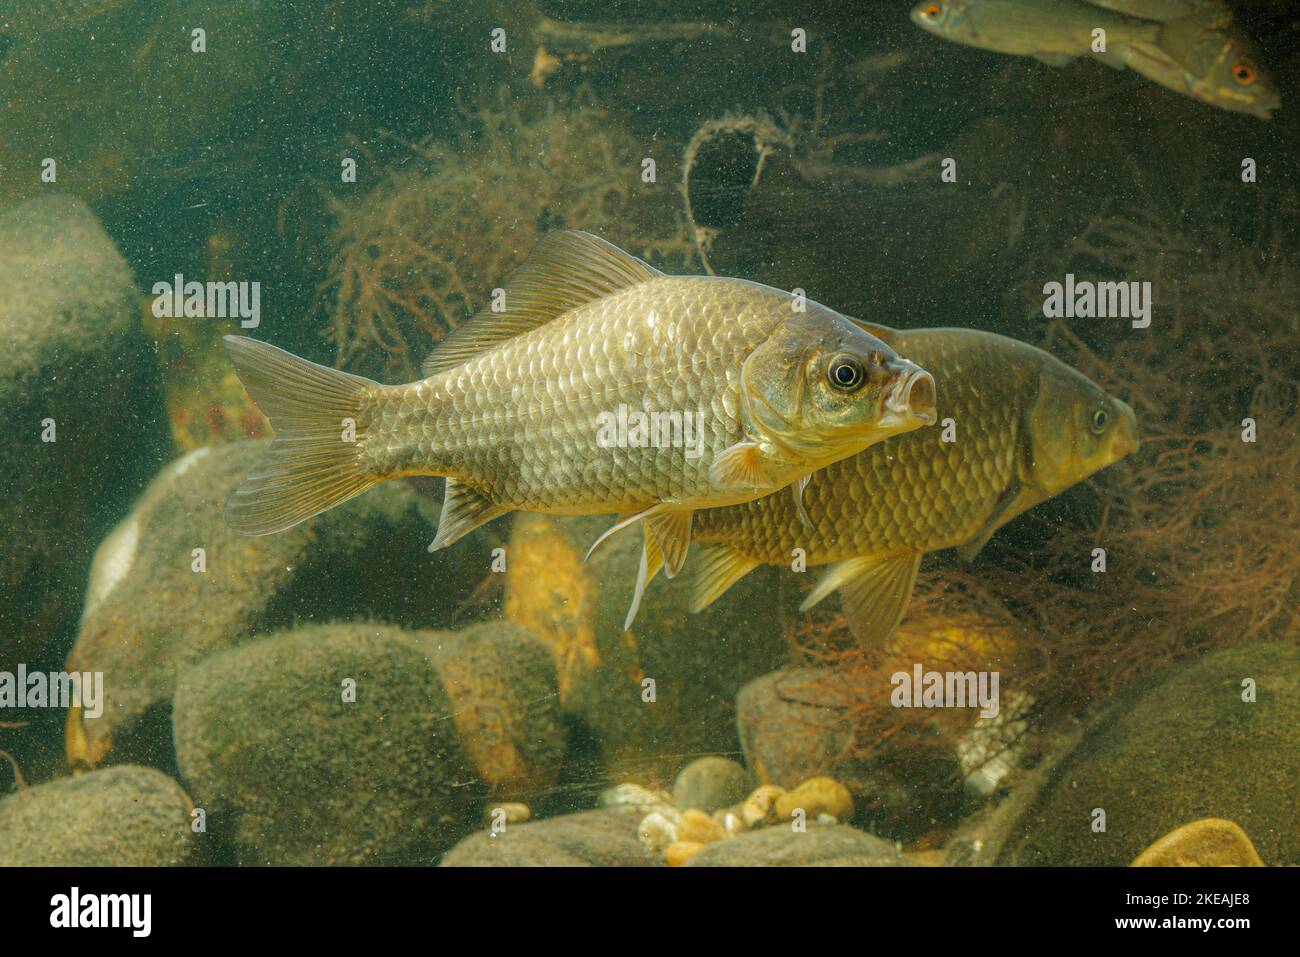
[685,824,904,867]
[67,440,485,766]
[0,765,199,866]
[173,623,480,866]
[665,840,706,866]
[637,810,680,853]
[677,808,726,845]
[672,756,756,813]
[1131,818,1265,868]
[1000,642,1300,867]
[0,0,286,211]
[0,194,170,674]
[411,622,567,806]
[440,810,662,867]
[742,784,786,829]
[775,777,855,824]
[598,781,677,815]
[736,668,967,841]
[504,513,792,782]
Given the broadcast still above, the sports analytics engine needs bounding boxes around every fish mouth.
[880,363,937,429]
[1111,400,1140,459]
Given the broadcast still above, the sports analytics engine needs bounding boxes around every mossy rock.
[672,757,755,813]
[0,194,171,673]
[0,765,200,866]
[412,622,567,806]
[503,513,793,783]
[440,809,661,867]
[173,622,481,866]
[685,824,904,867]
[68,440,487,766]
[1001,642,1300,866]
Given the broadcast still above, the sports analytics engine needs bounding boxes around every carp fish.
[223,231,937,626]
[683,325,1139,644]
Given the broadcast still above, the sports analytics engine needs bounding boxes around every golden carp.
[685,325,1139,644]
[910,0,1161,66]
[223,231,937,626]
[1091,1,1281,119]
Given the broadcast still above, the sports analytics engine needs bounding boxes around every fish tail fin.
[223,335,382,535]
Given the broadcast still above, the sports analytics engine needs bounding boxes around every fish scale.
[365,277,785,511]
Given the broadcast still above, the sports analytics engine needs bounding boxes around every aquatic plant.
[317,87,698,378]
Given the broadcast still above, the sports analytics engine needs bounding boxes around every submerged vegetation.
[318,88,699,378]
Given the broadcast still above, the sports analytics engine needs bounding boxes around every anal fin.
[689,543,760,613]
[427,478,509,552]
[799,550,923,645]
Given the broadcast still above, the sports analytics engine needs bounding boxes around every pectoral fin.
[710,440,781,492]
[427,479,509,552]
[689,543,760,613]
[955,482,1023,563]
[799,550,922,645]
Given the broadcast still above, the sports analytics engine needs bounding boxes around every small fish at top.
[223,230,937,628]
[910,0,1162,67]
[681,324,1139,645]
[911,0,1279,120]
[1087,0,1280,119]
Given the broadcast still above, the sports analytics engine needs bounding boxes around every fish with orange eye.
[1092,0,1282,119]
[910,0,1280,120]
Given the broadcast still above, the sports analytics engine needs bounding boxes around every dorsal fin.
[421,230,663,377]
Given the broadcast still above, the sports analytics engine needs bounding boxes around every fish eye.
[827,354,866,392]
[1231,61,1257,85]
[1090,408,1109,434]
[920,2,943,18]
